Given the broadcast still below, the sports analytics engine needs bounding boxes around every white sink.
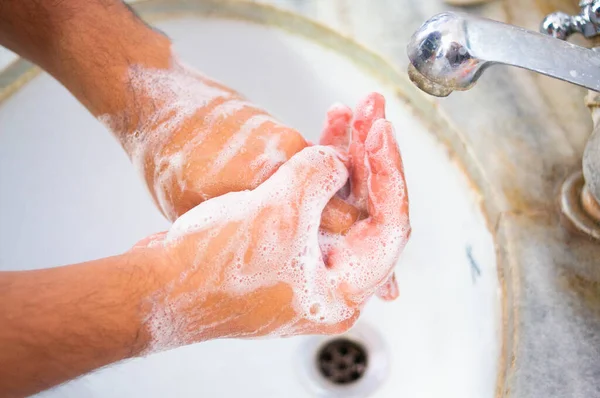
[0,15,500,398]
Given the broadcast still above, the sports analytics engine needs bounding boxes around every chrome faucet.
[406,11,600,97]
[407,5,600,240]
[542,0,600,40]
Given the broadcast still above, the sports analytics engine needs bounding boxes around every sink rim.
[0,0,512,396]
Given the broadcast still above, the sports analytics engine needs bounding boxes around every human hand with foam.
[0,2,411,394]
[320,94,403,301]
[0,0,398,299]
[100,61,401,298]
[135,112,410,348]
[0,128,408,396]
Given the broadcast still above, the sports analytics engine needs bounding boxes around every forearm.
[0,0,172,116]
[0,1,359,230]
[0,249,162,397]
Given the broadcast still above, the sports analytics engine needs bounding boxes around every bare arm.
[0,4,171,395]
[0,0,360,231]
[0,250,164,397]
[0,0,171,116]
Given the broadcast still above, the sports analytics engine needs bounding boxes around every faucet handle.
[542,0,600,40]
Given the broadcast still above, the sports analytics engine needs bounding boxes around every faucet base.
[560,171,600,240]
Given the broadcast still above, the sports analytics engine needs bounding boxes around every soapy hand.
[135,114,410,349]
[319,94,401,300]
[101,59,358,233]
[100,58,400,300]
[0,3,410,394]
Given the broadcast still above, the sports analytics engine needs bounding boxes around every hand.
[101,58,359,233]
[319,94,402,301]
[135,121,410,350]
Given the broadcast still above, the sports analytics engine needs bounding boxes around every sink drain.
[297,322,389,398]
[317,338,368,384]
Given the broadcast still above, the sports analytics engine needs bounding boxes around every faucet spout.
[407,12,600,97]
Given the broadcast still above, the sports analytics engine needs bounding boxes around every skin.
[0,1,410,397]
[0,0,357,232]
[0,0,398,293]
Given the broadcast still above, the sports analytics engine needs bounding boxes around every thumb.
[318,103,360,233]
[263,146,349,221]
[320,197,360,234]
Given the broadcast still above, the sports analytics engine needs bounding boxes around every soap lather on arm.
[0,0,410,396]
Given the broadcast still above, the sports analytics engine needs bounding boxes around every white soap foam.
[143,126,409,351]
[169,146,353,324]
[249,134,288,185]
[208,114,281,176]
[99,52,290,221]
[99,55,233,218]
[181,98,263,157]
[140,147,349,351]
[206,99,260,120]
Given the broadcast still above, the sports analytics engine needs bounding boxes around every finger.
[327,118,410,296]
[352,94,399,292]
[295,147,350,217]
[262,146,349,219]
[349,93,386,209]
[353,93,386,143]
[364,119,409,228]
[348,142,367,210]
[376,274,399,301]
[319,103,352,152]
[320,197,360,234]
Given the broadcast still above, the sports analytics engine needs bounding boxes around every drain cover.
[317,338,368,385]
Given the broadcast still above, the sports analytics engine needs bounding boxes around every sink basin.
[0,5,500,398]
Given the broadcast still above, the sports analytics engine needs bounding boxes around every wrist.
[120,246,175,356]
[130,238,227,351]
